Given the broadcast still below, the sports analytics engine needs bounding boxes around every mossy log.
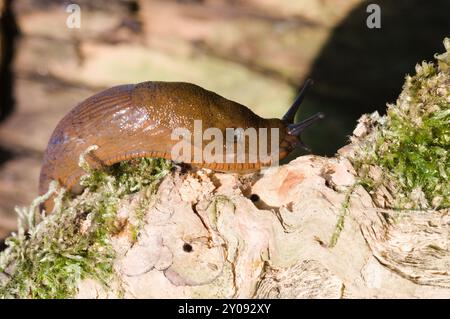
[0,39,448,299]
[77,154,450,298]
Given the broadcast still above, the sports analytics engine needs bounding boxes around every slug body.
[40,81,322,212]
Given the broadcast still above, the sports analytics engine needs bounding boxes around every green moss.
[329,183,357,248]
[127,192,154,244]
[0,155,171,299]
[352,38,450,209]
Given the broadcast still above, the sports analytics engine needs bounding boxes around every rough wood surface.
[74,152,449,298]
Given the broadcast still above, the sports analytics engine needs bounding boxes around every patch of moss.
[329,183,357,248]
[352,38,450,209]
[0,155,171,299]
[127,192,154,244]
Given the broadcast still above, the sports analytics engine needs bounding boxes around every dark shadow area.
[0,0,19,122]
[296,0,450,157]
[0,145,14,167]
[0,0,19,173]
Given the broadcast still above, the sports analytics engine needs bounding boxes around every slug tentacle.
[287,112,325,136]
[282,78,314,123]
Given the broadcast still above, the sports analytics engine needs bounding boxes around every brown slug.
[39,80,323,212]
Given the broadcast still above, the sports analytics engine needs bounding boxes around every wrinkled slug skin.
[39,81,287,207]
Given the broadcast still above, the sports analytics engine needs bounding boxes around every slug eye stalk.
[287,112,325,136]
[282,78,314,123]
[281,79,324,152]
[283,78,325,136]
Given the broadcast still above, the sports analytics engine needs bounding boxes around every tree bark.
[75,150,449,298]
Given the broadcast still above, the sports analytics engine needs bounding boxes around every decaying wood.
[75,151,450,298]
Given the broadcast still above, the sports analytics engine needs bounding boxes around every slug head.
[278,79,324,159]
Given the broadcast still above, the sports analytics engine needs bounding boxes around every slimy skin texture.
[40,82,298,211]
